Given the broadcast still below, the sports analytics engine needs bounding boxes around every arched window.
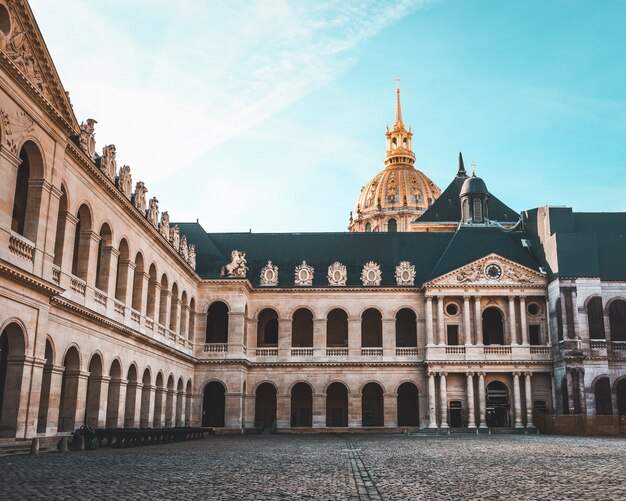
[395,308,416,347]
[164,374,174,427]
[482,307,504,345]
[365,222,372,233]
[146,264,158,320]
[11,148,31,236]
[609,300,626,342]
[594,378,612,415]
[292,308,313,347]
[115,239,130,301]
[473,198,483,223]
[587,297,605,340]
[180,291,188,337]
[206,301,229,343]
[71,204,92,280]
[361,308,382,347]
[327,309,348,347]
[257,308,278,346]
[12,142,44,242]
[53,186,68,266]
[388,218,397,232]
[170,283,179,332]
[188,298,196,341]
[95,224,112,292]
[158,274,169,326]
[462,199,470,222]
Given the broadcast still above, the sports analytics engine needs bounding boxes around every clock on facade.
[485,264,502,280]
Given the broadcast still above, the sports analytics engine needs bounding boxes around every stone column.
[577,369,587,415]
[382,319,395,358]
[45,365,65,435]
[425,297,434,346]
[508,296,517,345]
[463,297,472,346]
[520,297,528,345]
[150,282,161,326]
[178,392,187,426]
[154,388,166,428]
[90,375,111,428]
[525,373,534,428]
[276,393,290,429]
[513,372,523,428]
[348,392,361,428]
[179,305,189,339]
[312,393,326,428]
[278,319,291,358]
[571,290,580,341]
[545,297,552,345]
[466,372,476,428]
[313,319,325,357]
[73,370,90,429]
[130,382,143,428]
[348,318,361,358]
[478,372,487,428]
[439,372,448,428]
[437,297,445,346]
[384,393,397,428]
[428,372,437,428]
[115,379,128,428]
[142,384,156,428]
[475,298,483,345]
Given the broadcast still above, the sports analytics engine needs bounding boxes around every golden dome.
[348,86,441,232]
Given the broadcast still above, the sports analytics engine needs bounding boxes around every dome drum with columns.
[348,87,441,232]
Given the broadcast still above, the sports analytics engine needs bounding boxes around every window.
[447,325,459,345]
[527,303,540,316]
[387,218,397,232]
[445,303,459,316]
[587,297,605,339]
[365,222,372,232]
[529,325,541,345]
[473,198,483,223]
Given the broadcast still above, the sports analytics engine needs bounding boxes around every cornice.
[0,259,63,296]
[197,359,423,368]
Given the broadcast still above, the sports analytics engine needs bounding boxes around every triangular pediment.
[426,253,546,288]
[0,1,78,131]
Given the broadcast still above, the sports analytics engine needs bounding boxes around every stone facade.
[0,0,623,441]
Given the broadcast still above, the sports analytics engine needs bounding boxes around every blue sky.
[31,0,626,232]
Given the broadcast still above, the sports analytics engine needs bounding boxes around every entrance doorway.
[290,383,312,427]
[254,383,277,430]
[362,382,384,427]
[397,382,419,426]
[449,400,463,427]
[486,381,510,427]
[202,381,226,427]
[326,382,348,427]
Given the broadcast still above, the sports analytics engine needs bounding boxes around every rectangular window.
[447,325,459,345]
[529,325,541,345]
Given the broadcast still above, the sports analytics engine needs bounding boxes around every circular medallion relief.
[366,269,377,282]
[401,269,411,281]
[485,264,502,280]
[332,269,343,282]
[298,268,311,282]
[263,268,276,282]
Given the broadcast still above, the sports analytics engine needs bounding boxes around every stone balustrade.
[8,233,35,262]
[70,276,87,296]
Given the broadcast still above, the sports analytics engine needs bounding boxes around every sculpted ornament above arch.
[361,261,382,286]
[295,261,314,286]
[99,144,116,180]
[221,250,247,278]
[395,261,415,286]
[260,260,279,286]
[327,261,347,286]
[117,165,132,200]
[0,108,35,155]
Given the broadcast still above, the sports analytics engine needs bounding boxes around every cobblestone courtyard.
[1,434,625,500]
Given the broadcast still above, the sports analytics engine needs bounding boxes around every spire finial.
[471,161,476,176]
[394,77,403,126]
[457,152,467,177]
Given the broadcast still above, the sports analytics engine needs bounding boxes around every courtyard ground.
[0,434,624,500]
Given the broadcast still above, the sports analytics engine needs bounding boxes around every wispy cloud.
[30,0,430,184]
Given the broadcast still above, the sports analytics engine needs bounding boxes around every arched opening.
[53,186,68,266]
[0,323,26,437]
[84,354,104,427]
[165,375,174,427]
[254,383,277,430]
[473,198,483,223]
[361,308,382,347]
[58,347,80,432]
[131,253,145,312]
[290,383,312,427]
[158,274,169,326]
[188,298,196,341]
[115,239,130,302]
[257,309,278,347]
[124,365,138,428]
[397,382,419,426]
[146,264,158,320]
[179,292,188,338]
[37,338,54,433]
[594,377,612,415]
[153,372,164,428]
[95,224,113,292]
[587,297,605,339]
[617,380,626,416]
[292,308,313,347]
[395,308,416,347]
[609,300,626,342]
[139,369,151,428]
[106,360,123,428]
[483,308,504,345]
[71,204,92,280]
[462,199,470,222]
[486,381,509,427]
[362,382,384,427]
[388,218,397,232]
[169,283,179,332]
[0,5,11,36]
[327,309,348,347]
[185,380,192,425]
[326,382,348,427]
[12,142,44,241]
[202,381,226,427]
[176,378,184,426]
[365,222,372,233]
[206,301,229,343]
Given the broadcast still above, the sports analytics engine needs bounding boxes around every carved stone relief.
[361,261,382,286]
[295,261,314,286]
[220,250,248,278]
[188,244,196,270]
[327,261,347,286]
[260,260,279,286]
[147,197,159,228]
[79,118,97,160]
[0,109,34,155]
[159,211,170,240]
[395,261,415,286]
[169,224,180,252]
[180,235,188,261]
[133,181,148,214]
[117,165,132,200]
[99,144,116,180]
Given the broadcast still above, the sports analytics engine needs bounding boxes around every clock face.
[485,264,502,280]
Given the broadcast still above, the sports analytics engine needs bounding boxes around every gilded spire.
[385,82,414,168]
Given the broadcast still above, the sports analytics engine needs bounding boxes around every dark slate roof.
[414,175,518,224]
[176,222,541,288]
